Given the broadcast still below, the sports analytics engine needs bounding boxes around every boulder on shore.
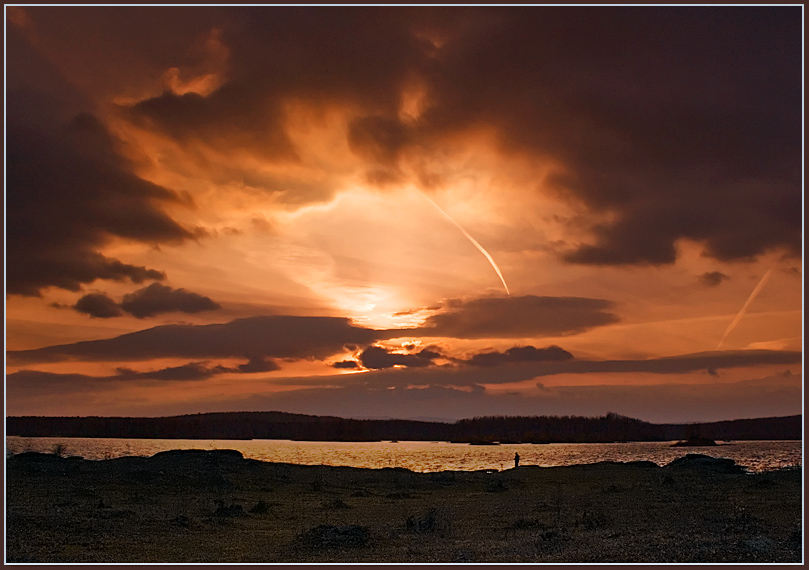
[665,454,745,474]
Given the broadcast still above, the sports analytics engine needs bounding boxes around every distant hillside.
[5,412,801,442]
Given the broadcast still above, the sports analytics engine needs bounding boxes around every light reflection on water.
[5,437,801,473]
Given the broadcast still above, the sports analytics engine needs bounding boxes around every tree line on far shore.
[5,412,801,443]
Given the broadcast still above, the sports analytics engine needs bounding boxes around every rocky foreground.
[5,450,802,563]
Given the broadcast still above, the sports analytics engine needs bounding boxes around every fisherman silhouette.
[514,452,520,468]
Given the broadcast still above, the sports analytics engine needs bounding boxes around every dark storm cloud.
[7,316,385,364]
[114,362,232,381]
[411,295,619,339]
[465,345,574,367]
[7,6,801,300]
[7,22,196,296]
[6,370,109,394]
[117,7,430,199]
[336,343,574,371]
[238,356,281,373]
[126,87,297,162]
[7,351,800,421]
[346,115,416,184]
[7,361,248,396]
[73,293,124,318]
[71,284,221,319]
[358,345,441,370]
[7,108,191,295]
[277,349,802,389]
[333,360,361,369]
[700,271,730,287]
[119,283,222,318]
[116,6,798,265]
[7,355,284,400]
[428,6,802,265]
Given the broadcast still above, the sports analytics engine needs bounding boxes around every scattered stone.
[406,508,441,534]
[787,528,802,553]
[454,548,475,562]
[507,518,542,530]
[214,504,245,517]
[249,501,270,514]
[296,524,370,549]
[100,509,136,520]
[741,536,776,553]
[322,498,351,510]
[578,509,611,530]
[170,515,192,528]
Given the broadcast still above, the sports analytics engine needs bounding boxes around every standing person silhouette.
[514,452,520,468]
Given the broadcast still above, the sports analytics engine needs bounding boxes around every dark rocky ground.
[5,449,802,563]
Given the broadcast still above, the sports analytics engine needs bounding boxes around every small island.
[671,436,718,447]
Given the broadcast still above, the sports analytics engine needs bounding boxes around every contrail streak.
[419,191,510,296]
[716,266,774,350]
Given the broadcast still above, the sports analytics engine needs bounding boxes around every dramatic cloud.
[334,344,573,370]
[7,7,799,297]
[71,285,221,318]
[114,362,232,381]
[440,7,801,266]
[412,295,619,339]
[6,107,188,295]
[8,358,281,398]
[237,357,281,373]
[281,349,803,389]
[114,7,801,266]
[7,315,385,364]
[333,360,361,369]
[119,283,222,318]
[465,345,574,367]
[73,292,124,318]
[700,272,730,288]
[6,23,195,296]
[7,351,801,423]
[358,345,442,370]
[6,370,114,397]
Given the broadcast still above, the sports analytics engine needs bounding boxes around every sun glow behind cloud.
[268,185,519,320]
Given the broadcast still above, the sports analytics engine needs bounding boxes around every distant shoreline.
[6,435,799,443]
[6,412,802,442]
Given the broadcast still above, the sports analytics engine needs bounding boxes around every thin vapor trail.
[716,266,774,350]
[419,191,511,296]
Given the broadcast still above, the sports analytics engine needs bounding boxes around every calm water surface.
[5,437,801,473]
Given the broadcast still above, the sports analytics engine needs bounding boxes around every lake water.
[5,437,801,473]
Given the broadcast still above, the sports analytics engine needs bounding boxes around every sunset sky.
[5,6,803,423]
